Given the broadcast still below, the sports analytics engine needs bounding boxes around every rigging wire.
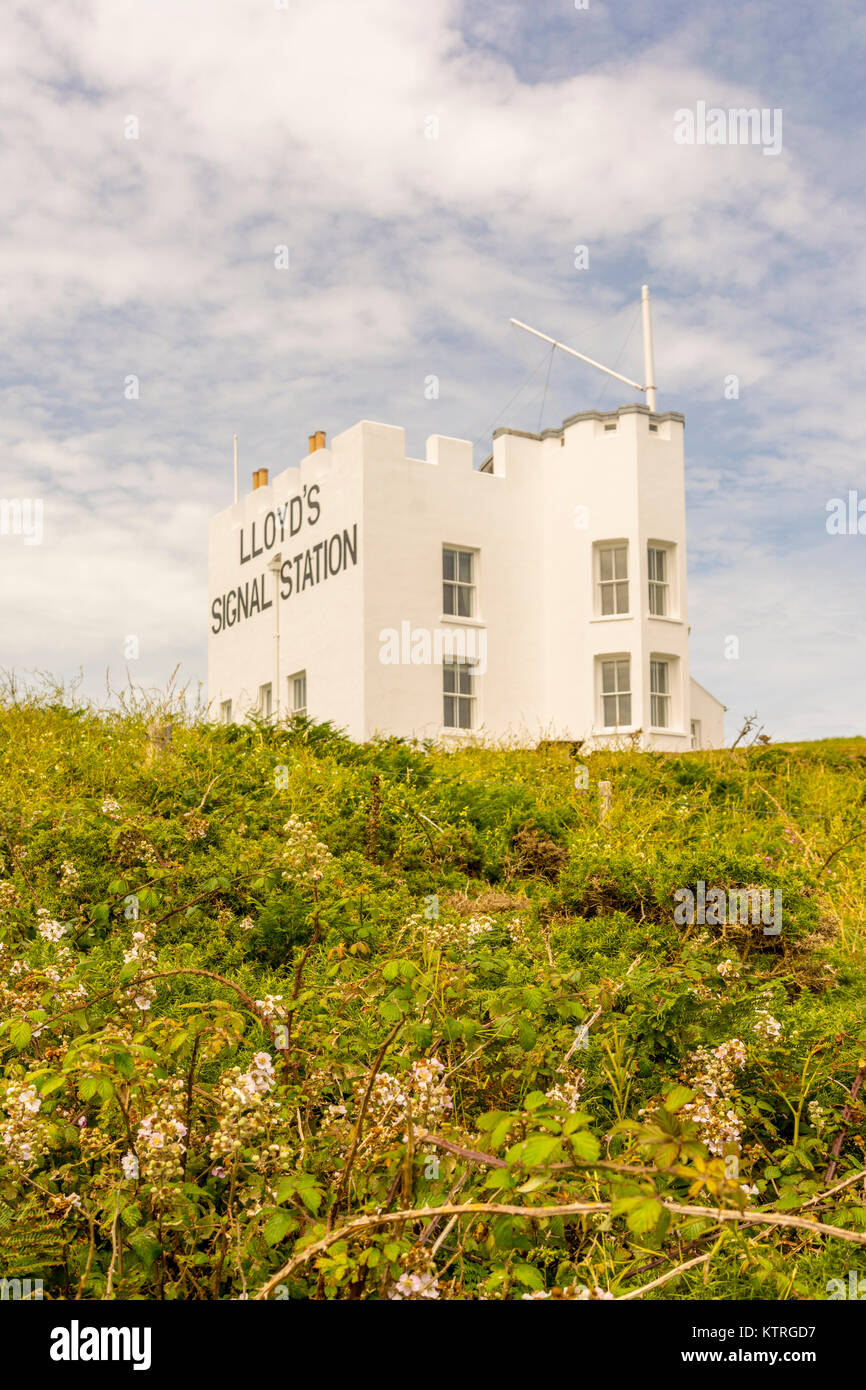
[537,343,555,435]
[596,302,642,408]
[510,320,569,428]
[473,296,645,454]
[471,346,559,451]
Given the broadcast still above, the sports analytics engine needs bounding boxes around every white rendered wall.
[689,677,726,748]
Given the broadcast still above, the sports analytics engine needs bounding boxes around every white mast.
[509,286,659,410]
[641,285,657,412]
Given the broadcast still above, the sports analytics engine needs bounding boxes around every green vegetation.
[1,690,864,1300]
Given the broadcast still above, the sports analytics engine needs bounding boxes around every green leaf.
[296,1179,323,1214]
[663,1085,694,1113]
[515,1134,560,1169]
[9,1019,31,1050]
[617,1195,663,1235]
[517,1174,550,1194]
[562,1111,593,1134]
[513,1263,544,1290]
[274,1176,297,1204]
[518,1019,536,1051]
[263,1209,299,1245]
[654,1141,681,1169]
[679,1217,713,1241]
[484,1169,513,1190]
[111,1050,136,1080]
[655,1207,672,1243]
[612,1194,643,1216]
[489,1115,514,1151]
[569,1130,601,1162]
[127,1231,163,1271]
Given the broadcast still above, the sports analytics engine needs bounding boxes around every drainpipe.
[269,553,281,720]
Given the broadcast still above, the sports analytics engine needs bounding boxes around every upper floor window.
[597,544,628,616]
[600,657,631,728]
[650,659,671,728]
[443,547,475,618]
[648,545,669,616]
[443,659,475,729]
[289,671,307,718]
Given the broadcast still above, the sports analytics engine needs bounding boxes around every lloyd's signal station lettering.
[211,482,358,634]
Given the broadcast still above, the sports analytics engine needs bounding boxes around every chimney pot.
[308,431,326,454]
[252,468,269,490]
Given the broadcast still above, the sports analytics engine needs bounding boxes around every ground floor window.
[691,719,702,749]
[443,660,475,729]
[650,659,670,728]
[259,683,272,720]
[600,657,631,728]
[220,699,232,725]
[289,671,307,718]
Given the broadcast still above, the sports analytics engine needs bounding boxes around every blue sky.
[1,0,864,739]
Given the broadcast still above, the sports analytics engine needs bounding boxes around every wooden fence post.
[145,722,173,766]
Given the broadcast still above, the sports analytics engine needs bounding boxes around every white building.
[208,404,725,749]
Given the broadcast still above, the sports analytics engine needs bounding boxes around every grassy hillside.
[1,695,864,1300]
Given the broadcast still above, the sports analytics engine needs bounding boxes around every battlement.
[211,400,688,532]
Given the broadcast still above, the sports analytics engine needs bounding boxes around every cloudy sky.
[1,0,863,740]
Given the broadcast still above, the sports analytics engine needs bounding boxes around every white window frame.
[220,699,232,726]
[443,658,476,730]
[599,656,632,729]
[647,544,670,616]
[259,683,273,721]
[650,659,671,729]
[442,546,476,619]
[690,719,702,750]
[647,540,678,619]
[289,670,307,718]
[595,542,629,617]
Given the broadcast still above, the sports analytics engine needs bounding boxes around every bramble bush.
[0,685,864,1300]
